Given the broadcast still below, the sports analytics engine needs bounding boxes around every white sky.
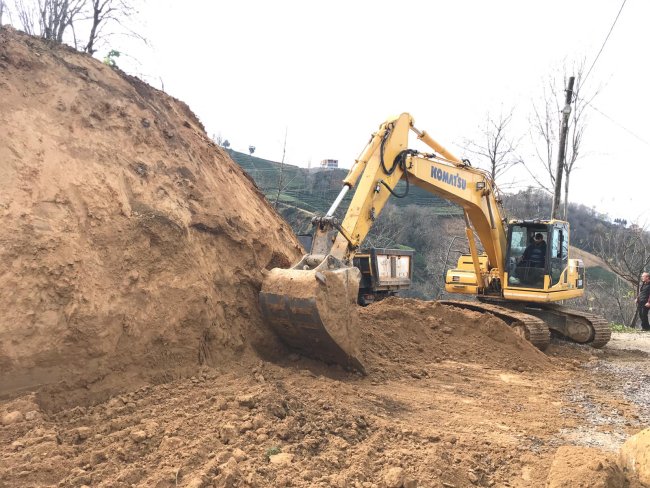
[116,0,648,222]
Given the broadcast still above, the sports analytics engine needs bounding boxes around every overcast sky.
[118,0,647,223]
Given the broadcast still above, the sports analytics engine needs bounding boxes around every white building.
[320,159,338,169]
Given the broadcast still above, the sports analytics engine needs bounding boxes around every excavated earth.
[1,29,649,488]
[0,27,301,409]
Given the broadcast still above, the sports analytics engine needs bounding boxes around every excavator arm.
[260,113,508,370]
[327,113,507,289]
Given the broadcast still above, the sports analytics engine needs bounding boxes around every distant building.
[320,159,338,169]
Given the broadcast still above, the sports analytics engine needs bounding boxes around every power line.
[582,0,628,87]
[583,100,650,147]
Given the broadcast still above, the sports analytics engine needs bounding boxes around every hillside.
[227,149,463,216]
[227,150,624,256]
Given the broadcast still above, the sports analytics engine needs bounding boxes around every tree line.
[0,0,140,59]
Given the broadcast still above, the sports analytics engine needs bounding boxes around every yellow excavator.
[259,113,610,371]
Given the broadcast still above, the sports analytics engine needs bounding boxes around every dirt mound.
[620,428,650,485]
[0,28,301,409]
[546,446,626,488]
[359,298,552,378]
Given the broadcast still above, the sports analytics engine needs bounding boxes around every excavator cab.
[503,220,584,299]
[506,223,551,289]
[446,220,584,302]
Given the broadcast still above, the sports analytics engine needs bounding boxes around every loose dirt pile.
[546,446,625,488]
[359,298,552,379]
[2,335,647,488]
[0,27,301,409]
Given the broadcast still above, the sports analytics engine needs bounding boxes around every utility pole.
[551,76,575,219]
[274,127,288,209]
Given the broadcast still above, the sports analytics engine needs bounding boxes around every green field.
[227,149,463,217]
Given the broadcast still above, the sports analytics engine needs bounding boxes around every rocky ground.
[1,331,648,488]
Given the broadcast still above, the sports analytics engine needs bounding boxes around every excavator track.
[474,299,612,349]
[439,300,550,350]
[539,303,612,348]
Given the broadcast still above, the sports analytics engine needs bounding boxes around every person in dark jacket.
[637,272,650,331]
[521,233,547,268]
[511,233,547,286]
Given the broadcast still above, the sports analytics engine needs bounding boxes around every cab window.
[507,225,547,289]
[550,224,568,285]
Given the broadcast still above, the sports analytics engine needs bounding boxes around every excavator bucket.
[259,264,365,373]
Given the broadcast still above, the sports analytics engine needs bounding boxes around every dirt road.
[2,331,648,487]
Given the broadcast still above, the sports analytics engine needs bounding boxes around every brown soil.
[546,446,625,488]
[0,27,301,409]
[359,298,552,380]
[1,321,648,487]
[1,29,648,488]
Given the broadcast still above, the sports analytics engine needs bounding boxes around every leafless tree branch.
[463,108,522,185]
[527,60,598,219]
[14,0,38,35]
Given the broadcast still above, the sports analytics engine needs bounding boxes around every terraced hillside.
[227,149,463,217]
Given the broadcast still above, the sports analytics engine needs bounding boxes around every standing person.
[637,272,650,331]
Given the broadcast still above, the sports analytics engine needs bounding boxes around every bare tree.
[527,82,558,194]
[606,277,637,326]
[13,0,85,41]
[463,108,521,186]
[592,224,650,326]
[526,61,597,218]
[85,0,138,55]
[39,0,86,42]
[14,0,38,34]
[0,0,6,26]
[212,132,224,146]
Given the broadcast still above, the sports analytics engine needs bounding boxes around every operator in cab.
[520,233,547,268]
[510,232,547,287]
